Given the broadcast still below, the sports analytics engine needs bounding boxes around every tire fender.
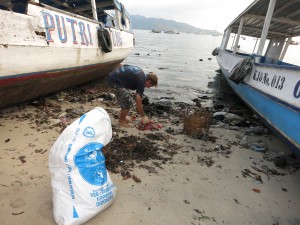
[97,28,112,53]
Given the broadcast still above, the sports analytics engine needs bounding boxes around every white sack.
[49,107,116,225]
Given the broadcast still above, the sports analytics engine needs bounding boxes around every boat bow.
[214,0,300,154]
[0,0,134,108]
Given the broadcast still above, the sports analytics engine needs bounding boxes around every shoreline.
[0,79,299,225]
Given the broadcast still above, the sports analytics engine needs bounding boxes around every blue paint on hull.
[220,67,300,155]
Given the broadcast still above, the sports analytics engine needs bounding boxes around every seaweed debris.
[103,135,171,173]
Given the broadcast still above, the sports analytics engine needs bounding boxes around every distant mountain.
[130,15,222,35]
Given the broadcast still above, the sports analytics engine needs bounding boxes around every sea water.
[122,29,223,105]
[122,29,299,105]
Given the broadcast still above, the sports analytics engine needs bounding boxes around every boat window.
[109,9,125,30]
[120,4,126,27]
[105,18,115,28]
[102,9,116,28]
[108,8,130,31]
[125,16,131,31]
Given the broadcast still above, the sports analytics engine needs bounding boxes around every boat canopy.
[0,0,129,23]
[41,0,128,22]
[226,0,300,39]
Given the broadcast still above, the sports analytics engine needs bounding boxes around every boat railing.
[252,55,300,70]
[255,62,300,71]
[224,49,299,69]
[225,49,253,59]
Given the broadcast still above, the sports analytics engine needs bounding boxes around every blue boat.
[213,0,300,155]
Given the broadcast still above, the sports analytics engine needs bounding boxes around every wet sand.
[0,81,300,225]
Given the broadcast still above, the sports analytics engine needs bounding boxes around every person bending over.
[107,64,158,128]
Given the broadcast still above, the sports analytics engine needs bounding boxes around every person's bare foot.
[125,119,132,124]
[125,116,132,123]
[118,120,131,128]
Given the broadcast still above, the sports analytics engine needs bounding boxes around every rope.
[135,44,168,55]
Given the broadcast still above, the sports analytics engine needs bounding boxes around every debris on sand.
[197,155,215,167]
[2,80,298,183]
[103,136,171,174]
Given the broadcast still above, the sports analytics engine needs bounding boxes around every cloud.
[121,0,254,32]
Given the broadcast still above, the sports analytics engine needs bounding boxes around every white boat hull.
[0,2,134,108]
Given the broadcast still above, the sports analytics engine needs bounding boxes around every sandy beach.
[1,80,300,225]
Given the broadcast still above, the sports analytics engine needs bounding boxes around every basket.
[183,110,212,137]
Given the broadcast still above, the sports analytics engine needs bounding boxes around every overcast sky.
[120,0,254,32]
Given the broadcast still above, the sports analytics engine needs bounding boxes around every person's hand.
[141,116,150,124]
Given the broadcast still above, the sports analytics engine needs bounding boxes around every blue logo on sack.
[79,114,86,124]
[74,142,107,185]
[83,126,95,138]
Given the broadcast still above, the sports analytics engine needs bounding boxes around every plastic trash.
[249,143,267,152]
[138,120,163,131]
[239,136,248,147]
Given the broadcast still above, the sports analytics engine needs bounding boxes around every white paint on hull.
[0,3,134,77]
[217,50,300,110]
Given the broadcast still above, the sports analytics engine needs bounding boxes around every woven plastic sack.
[183,110,212,138]
[49,107,116,225]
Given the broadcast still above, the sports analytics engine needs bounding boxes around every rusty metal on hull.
[0,60,122,109]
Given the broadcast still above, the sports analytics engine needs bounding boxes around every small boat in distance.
[212,0,300,155]
[164,30,179,34]
[151,29,161,33]
[0,0,134,109]
[150,17,162,33]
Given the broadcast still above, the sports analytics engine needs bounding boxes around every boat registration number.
[248,68,300,106]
